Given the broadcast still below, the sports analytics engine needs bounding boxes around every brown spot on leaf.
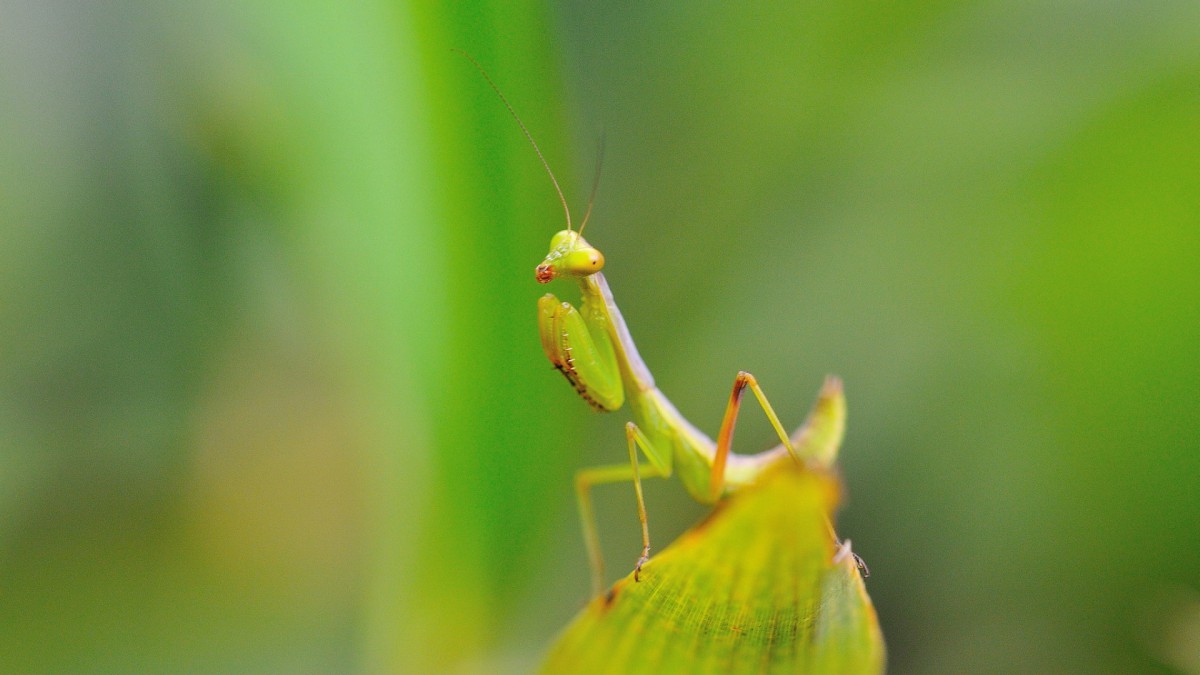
[602,586,619,610]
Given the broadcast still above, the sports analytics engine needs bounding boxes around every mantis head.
[536,229,605,283]
[453,52,609,286]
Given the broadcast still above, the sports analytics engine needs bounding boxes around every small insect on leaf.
[457,53,883,670]
[541,463,885,675]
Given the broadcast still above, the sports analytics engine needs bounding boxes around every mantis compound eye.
[538,230,603,280]
[562,248,605,276]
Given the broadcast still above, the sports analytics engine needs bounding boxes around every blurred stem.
[373,2,574,672]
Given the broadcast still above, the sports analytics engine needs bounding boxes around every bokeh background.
[2,1,1197,673]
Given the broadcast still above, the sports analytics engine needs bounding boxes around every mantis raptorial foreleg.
[539,293,624,412]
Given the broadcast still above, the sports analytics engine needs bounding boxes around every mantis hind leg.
[708,371,801,501]
[707,373,861,574]
[574,422,666,596]
[708,374,846,499]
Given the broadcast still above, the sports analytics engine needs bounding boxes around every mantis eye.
[563,248,605,275]
[538,230,603,280]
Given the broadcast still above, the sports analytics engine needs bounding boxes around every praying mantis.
[460,52,865,596]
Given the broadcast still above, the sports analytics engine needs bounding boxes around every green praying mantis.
[460,52,866,596]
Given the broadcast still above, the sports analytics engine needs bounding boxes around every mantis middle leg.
[575,422,666,597]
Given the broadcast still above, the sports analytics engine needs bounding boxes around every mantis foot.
[633,548,651,582]
[832,538,870,578]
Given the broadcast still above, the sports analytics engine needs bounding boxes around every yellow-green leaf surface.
[542,465,884,674]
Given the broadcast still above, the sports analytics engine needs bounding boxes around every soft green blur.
[0,2,1196,673]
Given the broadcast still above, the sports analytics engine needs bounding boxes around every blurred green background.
[1,1,1197,673]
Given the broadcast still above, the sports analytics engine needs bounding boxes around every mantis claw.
[852,552,870,578]
[832,538,870,578]
[634,549,651,582]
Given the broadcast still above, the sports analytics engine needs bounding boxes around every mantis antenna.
[577,132,606,237]
[454,49,574,232]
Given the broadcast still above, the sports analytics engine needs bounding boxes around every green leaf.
[541,464,884,674]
